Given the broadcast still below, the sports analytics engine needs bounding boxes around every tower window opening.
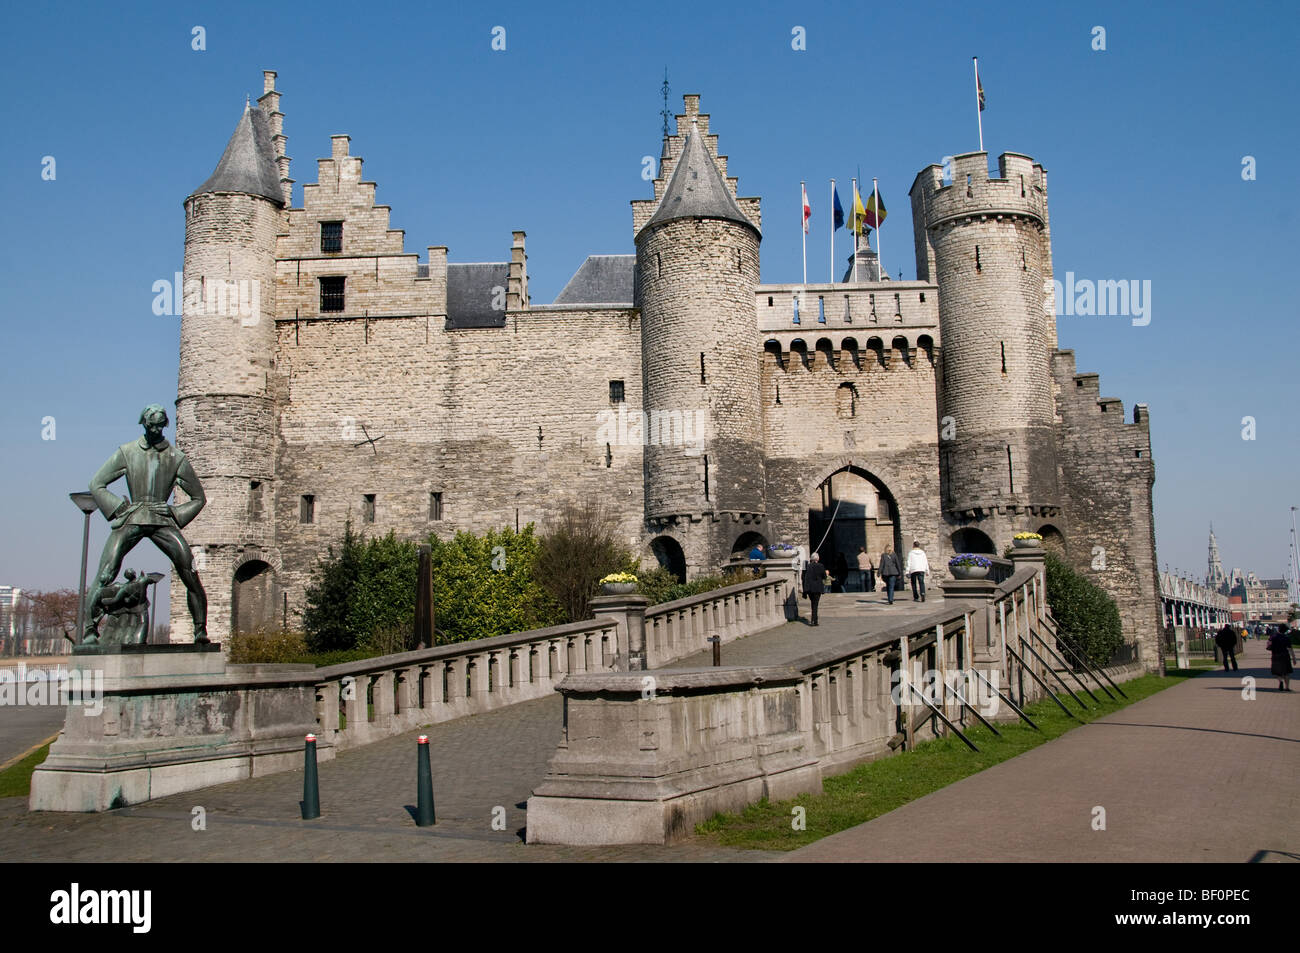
[966,173,973,197]
[844,295,851,322]
[609,379,625,403]
[919,292,926,303]
[362,493,376,524]
[1020,175,1025,197]
[792,296,800,324]
[975,246,981,272]
[321,221,343,254]
[775,384,781,405]
[300,494,315,524]
[605,443,612,468]
[1001,341,1007,374]
[248,481,263,521]
[1021,250,1027,271]
[319,276,345,313]
[818,296,825,323]
[768,296,773,307]
[1007,447,1015,494]
[429,491,444,521]
[700,352,706,383]
[656,253,662,277]
[894,293,902,319]
[537,425,544,448]
[703,455,710,501]
[736,249,742,273]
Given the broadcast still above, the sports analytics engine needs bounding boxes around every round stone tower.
[172,73,290,642]
[909,151,1060,541]
[634,100,765,574]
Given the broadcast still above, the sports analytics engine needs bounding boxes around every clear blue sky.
[1,0,1297,620]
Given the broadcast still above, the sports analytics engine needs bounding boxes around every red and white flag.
[802,184,811,233]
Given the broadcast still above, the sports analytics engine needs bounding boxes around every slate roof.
[640,128,757,238]
[191,104,284,205]
[446,263,509,329]
[553,255,635,305]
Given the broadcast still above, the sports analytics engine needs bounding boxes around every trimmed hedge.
[1044,551,1123,666]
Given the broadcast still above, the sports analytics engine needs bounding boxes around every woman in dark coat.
[1267,627,1296,691]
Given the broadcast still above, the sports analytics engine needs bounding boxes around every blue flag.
[832,186,845,231]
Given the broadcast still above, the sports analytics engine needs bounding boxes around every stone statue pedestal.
[29,644,331,812]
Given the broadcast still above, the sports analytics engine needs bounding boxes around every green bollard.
[416,734,436,826]
[302,733,321,820]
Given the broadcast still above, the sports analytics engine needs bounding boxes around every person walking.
[1266,626,1296,691]
[906,540,929,603]
[802,553,831,626]
[856,546,875,593]
[1214,622,1239,672]
[879,544,904,605]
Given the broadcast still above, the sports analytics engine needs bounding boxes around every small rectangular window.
[362,493,375,523]
[320,276,345,313]
[609,380,625,403]
[429,491,443,521]
[818,296,825,323]
[792,296,800,324]
[321,221,343,253]
[248,480,263,520]
[300,494,315,524]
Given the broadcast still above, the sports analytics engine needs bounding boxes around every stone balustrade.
[527,547,1102,845]
[314,572,790,751]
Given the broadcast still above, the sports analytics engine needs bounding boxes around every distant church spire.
[1207,523,1227,592]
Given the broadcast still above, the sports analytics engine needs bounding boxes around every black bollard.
[301,733,320,820]
[415,734,436,826]
[709,635,721,667]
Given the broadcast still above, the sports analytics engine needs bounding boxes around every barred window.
[609,380,625,403]
[300,494,315,524]
[320,276,345,313]
[429,491,443,521]
[321,221,343,253]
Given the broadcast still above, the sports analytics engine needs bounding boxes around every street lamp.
[69,492,97,645]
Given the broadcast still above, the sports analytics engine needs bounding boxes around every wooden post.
[415,544,435,648]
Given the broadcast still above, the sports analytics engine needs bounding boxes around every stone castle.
[171,71,1162,667]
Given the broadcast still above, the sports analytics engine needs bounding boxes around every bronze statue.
[83,404,208,644]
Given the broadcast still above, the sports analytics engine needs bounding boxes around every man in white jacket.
[906,540,929,603]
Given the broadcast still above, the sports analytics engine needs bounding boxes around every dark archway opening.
[232,560,279,635]
[651,536,687,584]
[951,528,996,555]
[808,466,901,591]
[1037,523,1066,557]
[731,531,769,558]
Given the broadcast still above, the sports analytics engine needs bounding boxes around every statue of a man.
[83,404,208,644]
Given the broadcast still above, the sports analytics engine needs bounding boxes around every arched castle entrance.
[807,466,901,570]
[951,528,996,555]
[650,536,687,584]
[731,531,769,557]
[231,560,279,635]
[1037,523,1066,557]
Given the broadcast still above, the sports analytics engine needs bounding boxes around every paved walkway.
[784,638,1299,863]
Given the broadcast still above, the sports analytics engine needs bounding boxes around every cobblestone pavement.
[784,639,1300,863]
[1,693,773,862]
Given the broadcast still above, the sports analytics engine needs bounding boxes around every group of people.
[1217,621,1296,691]
[799,541,932,626]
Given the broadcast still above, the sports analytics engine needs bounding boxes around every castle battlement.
[911,151,1048,232]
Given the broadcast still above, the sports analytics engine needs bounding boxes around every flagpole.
[800,180,807,285]
[851,177,859,283]
[872,177,882,279]
[973,57,984,152]
[829,178,835,283]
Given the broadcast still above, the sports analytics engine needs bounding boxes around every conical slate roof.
[190,103,284,205]
[640,127,757,237]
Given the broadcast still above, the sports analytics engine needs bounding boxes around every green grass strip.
[695,668,1200,850]
[0,743,52,800]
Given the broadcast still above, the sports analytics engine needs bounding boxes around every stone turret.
[910,151,1060,533]
[173,71,290,643]
[632,96,765,574]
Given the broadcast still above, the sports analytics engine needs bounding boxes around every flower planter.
[950,564,990,580]
[601,582,638,595]
[1012,537,1040,549]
